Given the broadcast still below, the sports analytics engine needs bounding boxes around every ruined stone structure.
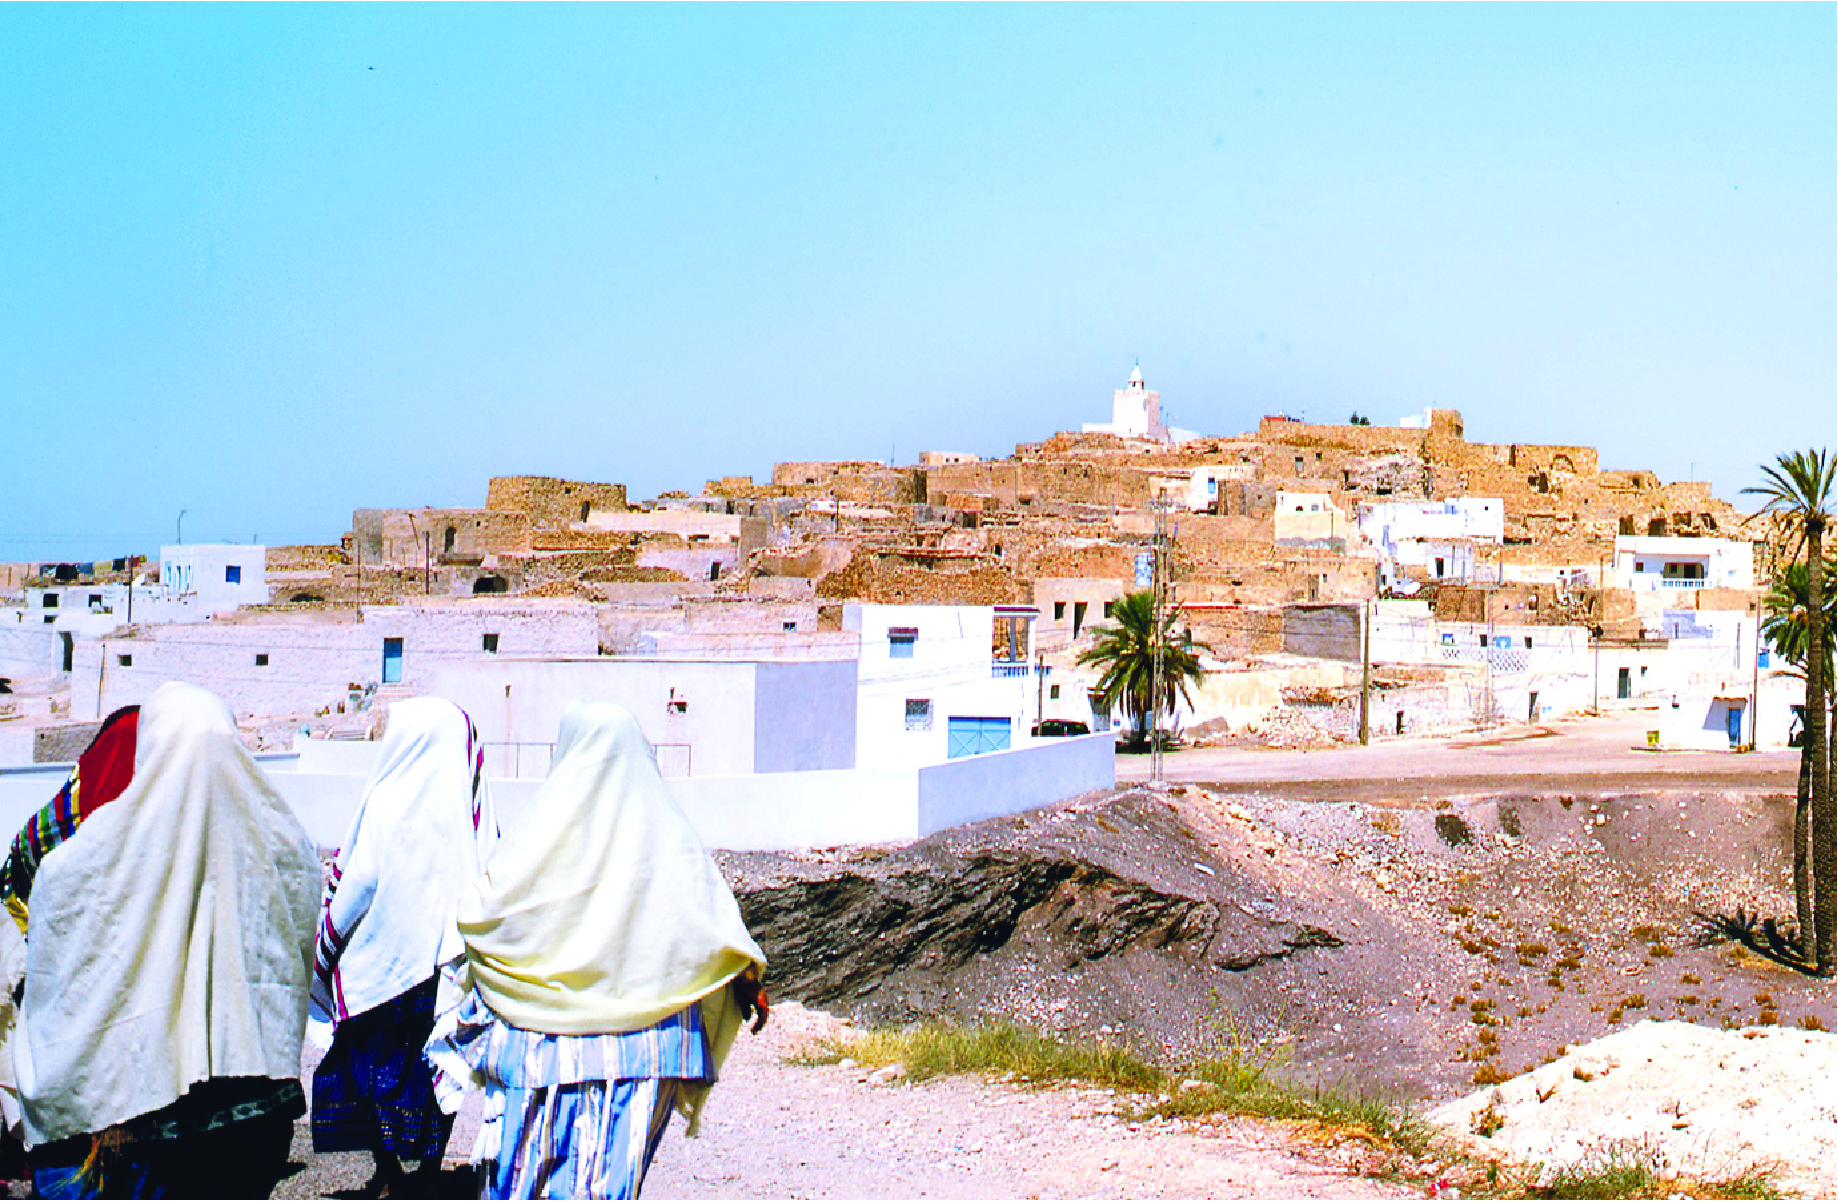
[486,476,629,529]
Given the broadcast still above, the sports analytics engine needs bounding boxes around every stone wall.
[1282,603,1364,661]
[351,508,532,568]
[487,476,628,528]
[770,462,926,505]
[33,719,106,764]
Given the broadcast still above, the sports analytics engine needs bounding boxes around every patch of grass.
[1647,944,1674,959]
[1680,972,1701,985]
[1471,1062,1511,1086]
[795,1020,1162,1091]
[1517,1143,1780,1200]
[798,1017,1437,1160]
[1449,902,1474,917]
[1801,1014,1828,1032]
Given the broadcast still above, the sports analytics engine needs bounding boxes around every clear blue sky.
[2,4,1831,561]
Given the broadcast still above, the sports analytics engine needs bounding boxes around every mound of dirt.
[722,789,1349,1063]
[722,781,1833,1107]
[1429,1020,1837,1195]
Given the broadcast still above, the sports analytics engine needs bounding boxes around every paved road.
[1114,709,1798,802]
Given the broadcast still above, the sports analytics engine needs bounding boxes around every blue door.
[382,638,403,684]
[947,716,1012,759]
[1726,705,1744,747]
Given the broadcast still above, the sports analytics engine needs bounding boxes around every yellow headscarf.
[457,701,764,1037]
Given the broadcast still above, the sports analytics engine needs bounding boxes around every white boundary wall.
[0,731,1114,854]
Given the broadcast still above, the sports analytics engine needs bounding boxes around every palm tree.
[1760,555,1835,952]
[1762,558,1836,678]
[1077,591,1212,747]
[1745,449,1836,975]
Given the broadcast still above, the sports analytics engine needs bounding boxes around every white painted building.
[70,601,601,720]
[1614,535,1754,592]
[1273,492,1357,547]
[1358,499,1503,585]
[159,544,271,613]
[585,509,745,542]
[1658,668,1802,752]
[844,602,1084,769]
[1367,597,1776,736]
[432,654,858,779]
[1154,463,1255,513]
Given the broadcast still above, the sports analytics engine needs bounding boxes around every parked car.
[1030,719,1090,737]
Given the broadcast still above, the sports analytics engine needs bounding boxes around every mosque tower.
[1111,362,1166,441]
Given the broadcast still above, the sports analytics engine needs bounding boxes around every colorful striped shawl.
[1,707,139,932]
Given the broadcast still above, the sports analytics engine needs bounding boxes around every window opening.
[904,699,933,731]
[888,627,918,659]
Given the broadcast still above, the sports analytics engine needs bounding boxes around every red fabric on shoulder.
[77,706,140,814]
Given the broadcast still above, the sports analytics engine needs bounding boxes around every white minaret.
[1110,362,1165,440]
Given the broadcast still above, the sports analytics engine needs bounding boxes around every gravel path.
[643,1003,1411,1200]
[279,1002,1412,1199]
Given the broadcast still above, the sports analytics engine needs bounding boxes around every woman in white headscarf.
[427,701,768,1200]
[15,682,320,1198]
[310,697,498,1195]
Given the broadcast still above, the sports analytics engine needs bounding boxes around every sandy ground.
[1429,1020,1838,1197]
[280,1002,1414,1200]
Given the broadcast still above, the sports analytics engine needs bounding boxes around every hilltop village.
[0,368,1798,847]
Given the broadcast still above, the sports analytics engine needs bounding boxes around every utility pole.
[1748,605,1761,751]
[1150,495,1168,787]
[176,509,188,546]
[1482,586,1494,730]
[1359,595,1372,745]
[1036,650,1046,727]
[1591,624,1602,716]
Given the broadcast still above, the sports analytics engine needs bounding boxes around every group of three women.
[0,681,767,1199]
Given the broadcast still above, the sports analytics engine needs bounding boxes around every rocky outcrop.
[722,791,1343,1034]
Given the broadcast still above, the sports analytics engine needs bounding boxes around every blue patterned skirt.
[311,975,447,1160]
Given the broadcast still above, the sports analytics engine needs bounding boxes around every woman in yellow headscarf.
[426,701,767,1200]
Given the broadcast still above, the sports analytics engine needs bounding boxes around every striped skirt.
[312,976,447,1161]
[480,1077,682,1200]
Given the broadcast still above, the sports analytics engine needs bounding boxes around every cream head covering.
[457,701,764,1036]
[310,698,498,1037]
[15,682,319,1146]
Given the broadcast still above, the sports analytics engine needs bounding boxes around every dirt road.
[644,1004,1412,1200]
[278,1004,1414,1199]
[1117,710,1797,802]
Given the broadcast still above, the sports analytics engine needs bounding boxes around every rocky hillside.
[722,781,1833,1103]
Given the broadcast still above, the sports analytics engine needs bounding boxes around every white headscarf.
[457,701,764,1037]
[310,698,497,1039]
[15,682,320,1146]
